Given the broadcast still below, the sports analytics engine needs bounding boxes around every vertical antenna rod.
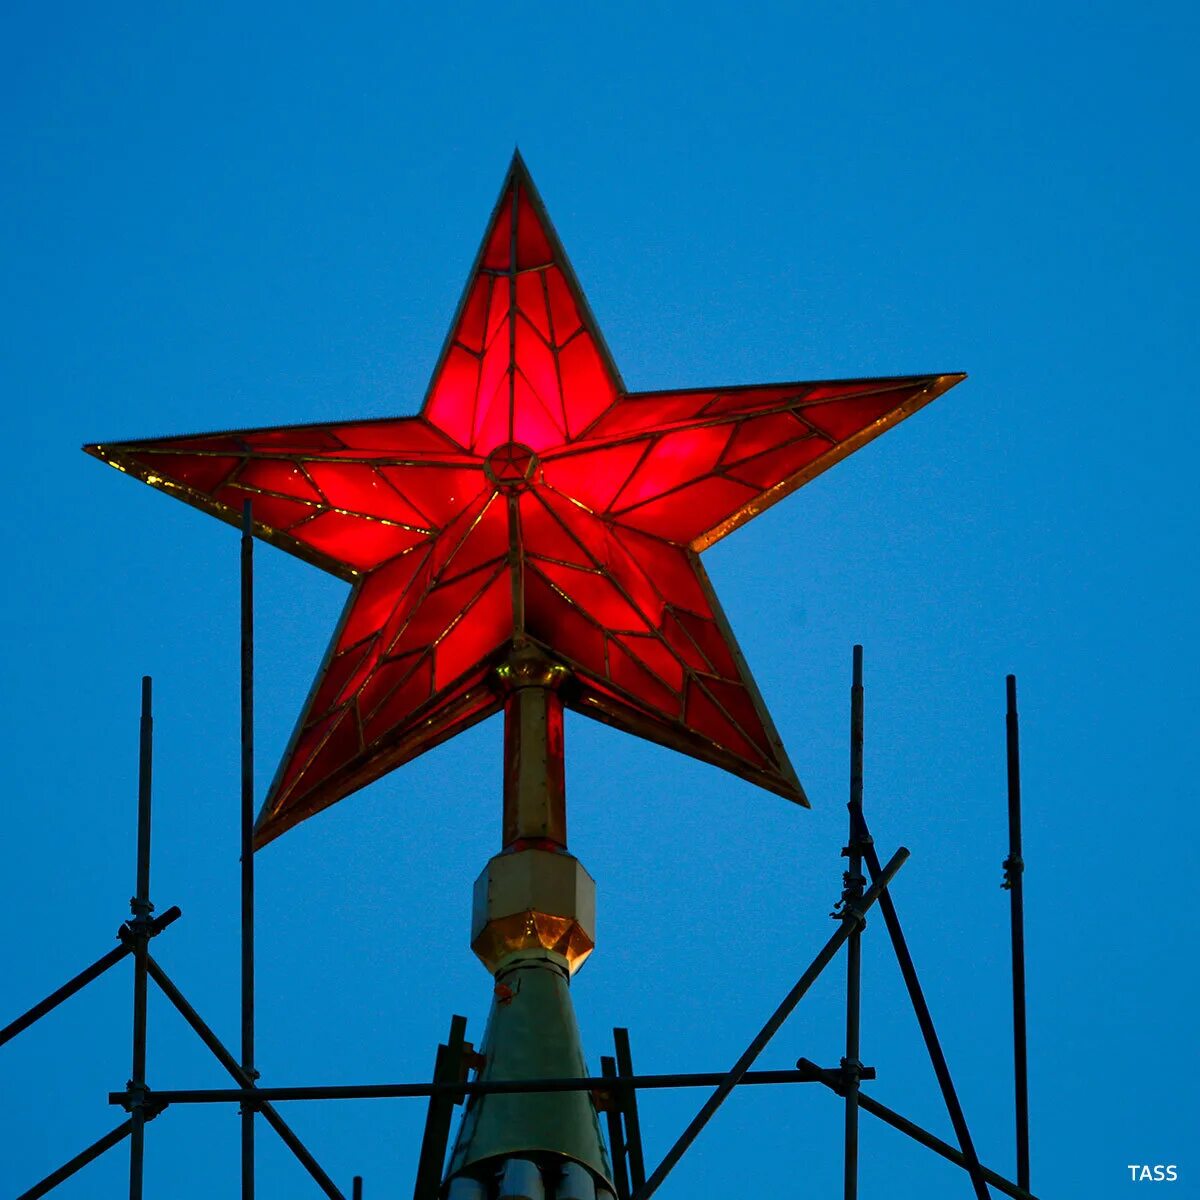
[1003,674,1029,1191]
[128,675,154,1199]
[842,645,866,1200]
[241,502,257,1198]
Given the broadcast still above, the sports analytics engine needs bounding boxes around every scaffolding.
[4,510,1036,1200]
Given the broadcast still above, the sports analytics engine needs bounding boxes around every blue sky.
[3,3,1197,1196]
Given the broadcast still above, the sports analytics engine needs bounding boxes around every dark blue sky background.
[3,4,1197,1196]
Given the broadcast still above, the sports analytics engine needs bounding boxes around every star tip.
[509,146,533,181]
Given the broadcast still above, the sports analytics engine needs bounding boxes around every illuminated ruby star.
[86,154,964,847]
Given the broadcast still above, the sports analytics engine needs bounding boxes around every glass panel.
[338,547,432,650]
[613,476,757,544]
[515,316,564,431]
[540,441,647,514]
[472,328,511,450]
[684,682,763,764]
[701,384,811,415]
[424,345,480,449]
[306,462,433,527]
[306,640,373,715]
[214,486,317,531]
[801,378,916,404]
[544,267,581,344]
[721,412,809,465]
[486,276,510,345]
[725,438,831,490]
[361,653,435,743]
[400,562,506,650]
[520,490,593,568]
[704,678,770,754]
[296,510,430,571]
[296,709,363,793]
[439,493,510,582]
[611,425,731,510]
[516,270,551,341]
[512,371,567,452]
[594,527,664,625]
[247,427,344,452]
[333,418,459,455]
[236,459,323,500]
[660,610,712,673]
[610,527,709,613]
[584,392,714,438]
[455,276,491,354]
[535,559,647,633]
[673,610,738,677]
[482,187,513,269]
[802,391,912,441]
[515,185,555,269]
[558,333,617,438]
[613,632,686,692]
[274,711,338,800]
[380,464,487,530]
[132,453,239,493]
[434,571,512,688]
[524,568,607,678]
[471,369,513,455]
[607,637,680,715]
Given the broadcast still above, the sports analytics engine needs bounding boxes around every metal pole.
[128,675,154,1200]
[633,847,909,1200]
[352,1177,363,1200]
[859,832,990,1198]
[112,1066,856,1106]
[412,1015,467,1200]
[1004,674,1030,1191]
[612,1028,645,1193]
[241,501,257,1199]
[601,1056,632,1200]
[843,645,866,1200]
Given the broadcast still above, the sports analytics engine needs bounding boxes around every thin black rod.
[129,676,154,1200]
[412,1015,466,1200]
[144,954,345,1200]
[843,644,866,1200]
[2,906,177,1049]
[796,1060,1037,1200]
[16,1119,136,1200]
[613,1028,645,1193]
[2,945,130,1046]
[1005,674,1030,1191]
[352,1179,363,1200]
[601,1056,631,1200]
[859,834,990,1198]
[632,847,909,1200]
[110,1066,863,1106]
[241,501,256,1199]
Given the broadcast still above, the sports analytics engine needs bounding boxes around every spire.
[444,648,613,1198]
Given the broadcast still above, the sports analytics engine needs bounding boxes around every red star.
[86,154,963,847]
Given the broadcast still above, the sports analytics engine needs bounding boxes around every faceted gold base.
[472,910,594,975]
[471,848,596,976]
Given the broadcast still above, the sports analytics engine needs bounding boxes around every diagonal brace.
[0,908,181,1049]
[631,846,909,1200]
[858,821,991,1199]
[144,954,346,1200]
